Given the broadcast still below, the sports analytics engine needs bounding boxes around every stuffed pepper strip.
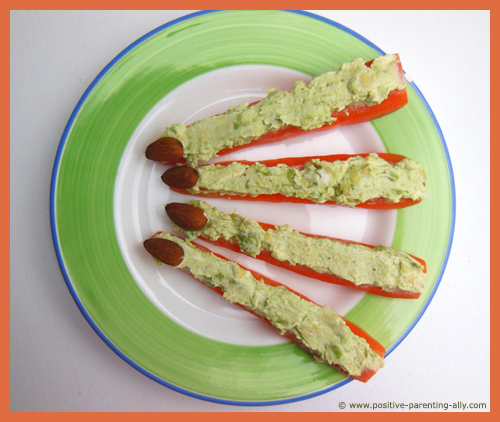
[169,200,427,298]
[163,153,427,209]
[146,54,407,165]
[144,233,385,382]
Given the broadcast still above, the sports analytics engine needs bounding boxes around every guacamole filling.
[163,54,405,164]
[188,154,426,207]
[177,201,426,294]
[156,233,384,376]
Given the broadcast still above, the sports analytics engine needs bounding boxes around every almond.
[145,137,184,162]
[143,238,184,267]
[166,203,208,231]
[161,166,199,189]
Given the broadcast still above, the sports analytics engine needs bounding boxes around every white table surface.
[10,10,490,411]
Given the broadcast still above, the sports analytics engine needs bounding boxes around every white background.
[10,10,490,411]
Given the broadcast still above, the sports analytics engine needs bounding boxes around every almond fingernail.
[146,138,184,162]
[161,166,199,189]
[166,203,208,231]
[144,238,184,267]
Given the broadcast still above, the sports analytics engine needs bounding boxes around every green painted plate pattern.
[51,10,453,404]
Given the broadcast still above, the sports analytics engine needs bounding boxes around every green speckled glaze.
[52,11,452,403]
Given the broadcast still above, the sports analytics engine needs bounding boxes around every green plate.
[50,10,455,405]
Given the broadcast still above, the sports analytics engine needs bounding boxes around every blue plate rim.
[49,9,456,407]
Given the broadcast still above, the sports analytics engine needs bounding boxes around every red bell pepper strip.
[151,232,385,382]
[161,57,407,165]
[193,221,427,299]
[169,153,423,209]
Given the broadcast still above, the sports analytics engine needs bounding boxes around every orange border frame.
[7,2,493,417]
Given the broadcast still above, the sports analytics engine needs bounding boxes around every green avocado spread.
[178,200,426,294]
[189,153,427,207]
[156,233,384,376]
[162,54,405,164]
